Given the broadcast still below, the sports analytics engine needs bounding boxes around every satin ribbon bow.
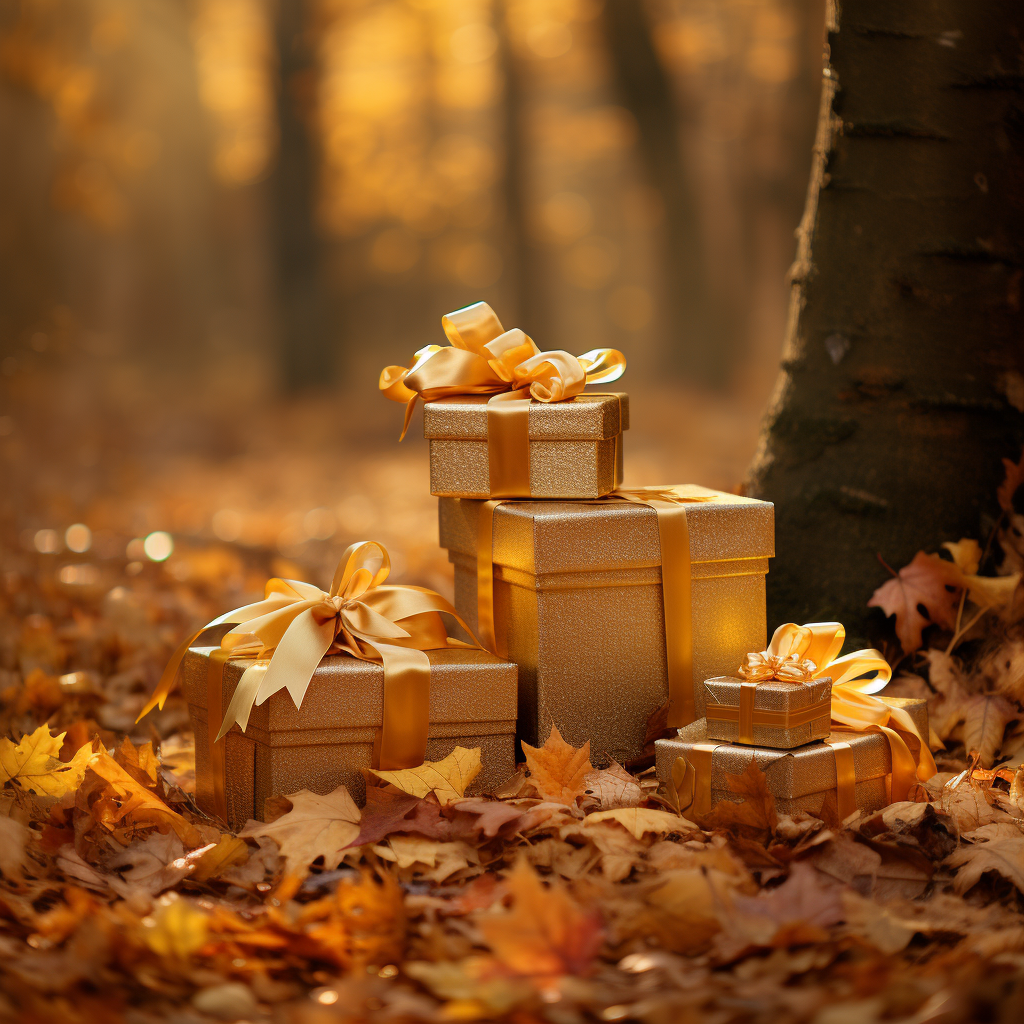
[755,622,937,794]
[138,541,478,773]
[379,301,627,439]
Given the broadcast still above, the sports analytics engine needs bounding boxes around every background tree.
[750,0,1024,645]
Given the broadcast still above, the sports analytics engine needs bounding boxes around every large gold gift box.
[655,697,929,817]
[438,489,774,763]
[704,675,833,749]
[423,392,628,499]
[183,630,518,830]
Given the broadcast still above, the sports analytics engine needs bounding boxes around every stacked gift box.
[142,302,935,829]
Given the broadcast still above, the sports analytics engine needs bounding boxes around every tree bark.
[271,0,332,392]
[749,0,1024,647]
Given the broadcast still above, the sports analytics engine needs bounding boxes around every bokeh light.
[143,531,174,561]
[65,523,92,552]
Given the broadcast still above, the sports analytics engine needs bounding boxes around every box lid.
[423,392,629,441]
[438,487,774,573]
[705,675,832,713]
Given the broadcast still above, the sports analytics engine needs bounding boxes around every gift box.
[438,486,774,764]
[656,697,930,819]
[423,392,628,499]
[704,675,833,749]
[183,627,518,830]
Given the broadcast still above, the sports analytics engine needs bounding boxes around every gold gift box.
[655,697,929,817]
[183,631,518,830]
[704,675,833,749]
[423,392,628,499]
[438,489,773,763]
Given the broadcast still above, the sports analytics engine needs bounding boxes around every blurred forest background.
[0,0,823,596]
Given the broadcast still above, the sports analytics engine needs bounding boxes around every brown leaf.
[239,786,361,876]
[627,699,673,767]
[583,759,643,810]
[868,551,963,653]
[700,757,777,838]
[477,859,604,990]
[946,836,1024,893]
[522,725,593,805]
[998,448,1024,512]
[963,693,1017,767]
[346,787,422,848]
[728,862,844,940]
[0,816,29,879]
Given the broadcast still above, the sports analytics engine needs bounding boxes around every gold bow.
[750,622,936,799]
[379,301,627,440]
[139,542,479,817]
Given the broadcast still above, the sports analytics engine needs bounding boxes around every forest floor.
[2,362,1024,1023]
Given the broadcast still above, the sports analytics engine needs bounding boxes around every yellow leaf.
[943,538,982,575]
[583,807,697,841]
[371,746,482,805]
[189,835,249,882]
[0,725,90,797]
[965,572,1022,610]
[142,895,209,958]
[522,725,593,805]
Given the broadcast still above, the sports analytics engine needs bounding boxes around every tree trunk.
[271,0,332,392]
[749,0,1024,647]
[600,0,720,384]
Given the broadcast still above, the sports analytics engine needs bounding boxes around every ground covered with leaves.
[5,375,1024,1023]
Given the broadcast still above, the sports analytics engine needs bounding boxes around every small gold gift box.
[183,631,518,830]
[423,392,628,499]
[439,487,774,764]
[704,675,833,749]
[656,697,929,819]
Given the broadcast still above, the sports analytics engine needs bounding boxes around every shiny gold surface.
[424,392,629,439]
[439,492,774,763]
[705,675,833,748]
[184,644,518,829]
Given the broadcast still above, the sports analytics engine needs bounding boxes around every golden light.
[65,523,92,552]
[34,529,60,554]
[143,531,174,561]
[303,508,337,542]
[212,508,243,542]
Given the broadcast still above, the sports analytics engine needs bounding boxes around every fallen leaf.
[141,894,209,958]
[700,757,778,838]
[477,859,603,990]
[841,890,916,954]
[583,759,643,810]
[371,747,481,806]
[346,787,422,847]
[239,787,360,875]
[583,807,696,841]
[522,725,593,805]
[963,693,1017,766]
[449,797,527,838]
[0,816,29,878]
[106,832,193,896]
[998,448,1024,512]
[190,835,249,882]
[377,835,475,882]
[868,551,963,653]
[946,836,1024,894]
[943,539,982,575]
[113,737,161,790]
[0,725,91,797]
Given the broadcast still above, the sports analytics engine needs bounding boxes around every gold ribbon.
[138,542,479,819]
[474,485,721,730]
[380,302,626,498]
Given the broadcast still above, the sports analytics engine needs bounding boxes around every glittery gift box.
[704,675,833,749]
[438,490,773,764]
[423,392,628,498]
[655,697,930,817]
[183,631,518,830]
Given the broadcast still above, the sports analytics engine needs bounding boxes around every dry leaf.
[998,448,1024,512]
[700,757,778,837]
[0,816,29,878]
[583,759,643,810]
[239,786,361,875]
[141,895,209,958]
[943,539,983,575]
[963,693,1017,766]
[868,551,963,652]
[946,836,1024,893]
[522,725,593,805]
[371,747,482,805]
[477,859,603,990]
[583,807,696,841]
[0,726,91,797]
[190,835,249,882]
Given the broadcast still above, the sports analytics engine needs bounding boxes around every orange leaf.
[701,757,778,838]
[868,551,963,653]
[522,725,593,805]
[478,860,603,990]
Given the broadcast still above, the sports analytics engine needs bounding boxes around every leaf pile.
[4,450,1024,1022]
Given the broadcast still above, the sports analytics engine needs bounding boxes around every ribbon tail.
[216,659,270,741]
[365,641,433,770]
[254,609,337,709]
[399,395,419,442]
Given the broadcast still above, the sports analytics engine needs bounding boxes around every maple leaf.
[583,759,643,810]
[946,836,1024,894]
[85,750,204,847]
[0,725,91,797]
[371,747,482,805]
[477,859,604,990]
[113,737,161,790]
[239,786,361,875]
[868,550,963,652]
[449,797,528,838]
[700,757,778,838]
[963,694,1017,767]
[584,807,697,841]
[346,786,421,847]
[378,835,476,882]
[522,725,593,805]
[998,448,1024,512]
